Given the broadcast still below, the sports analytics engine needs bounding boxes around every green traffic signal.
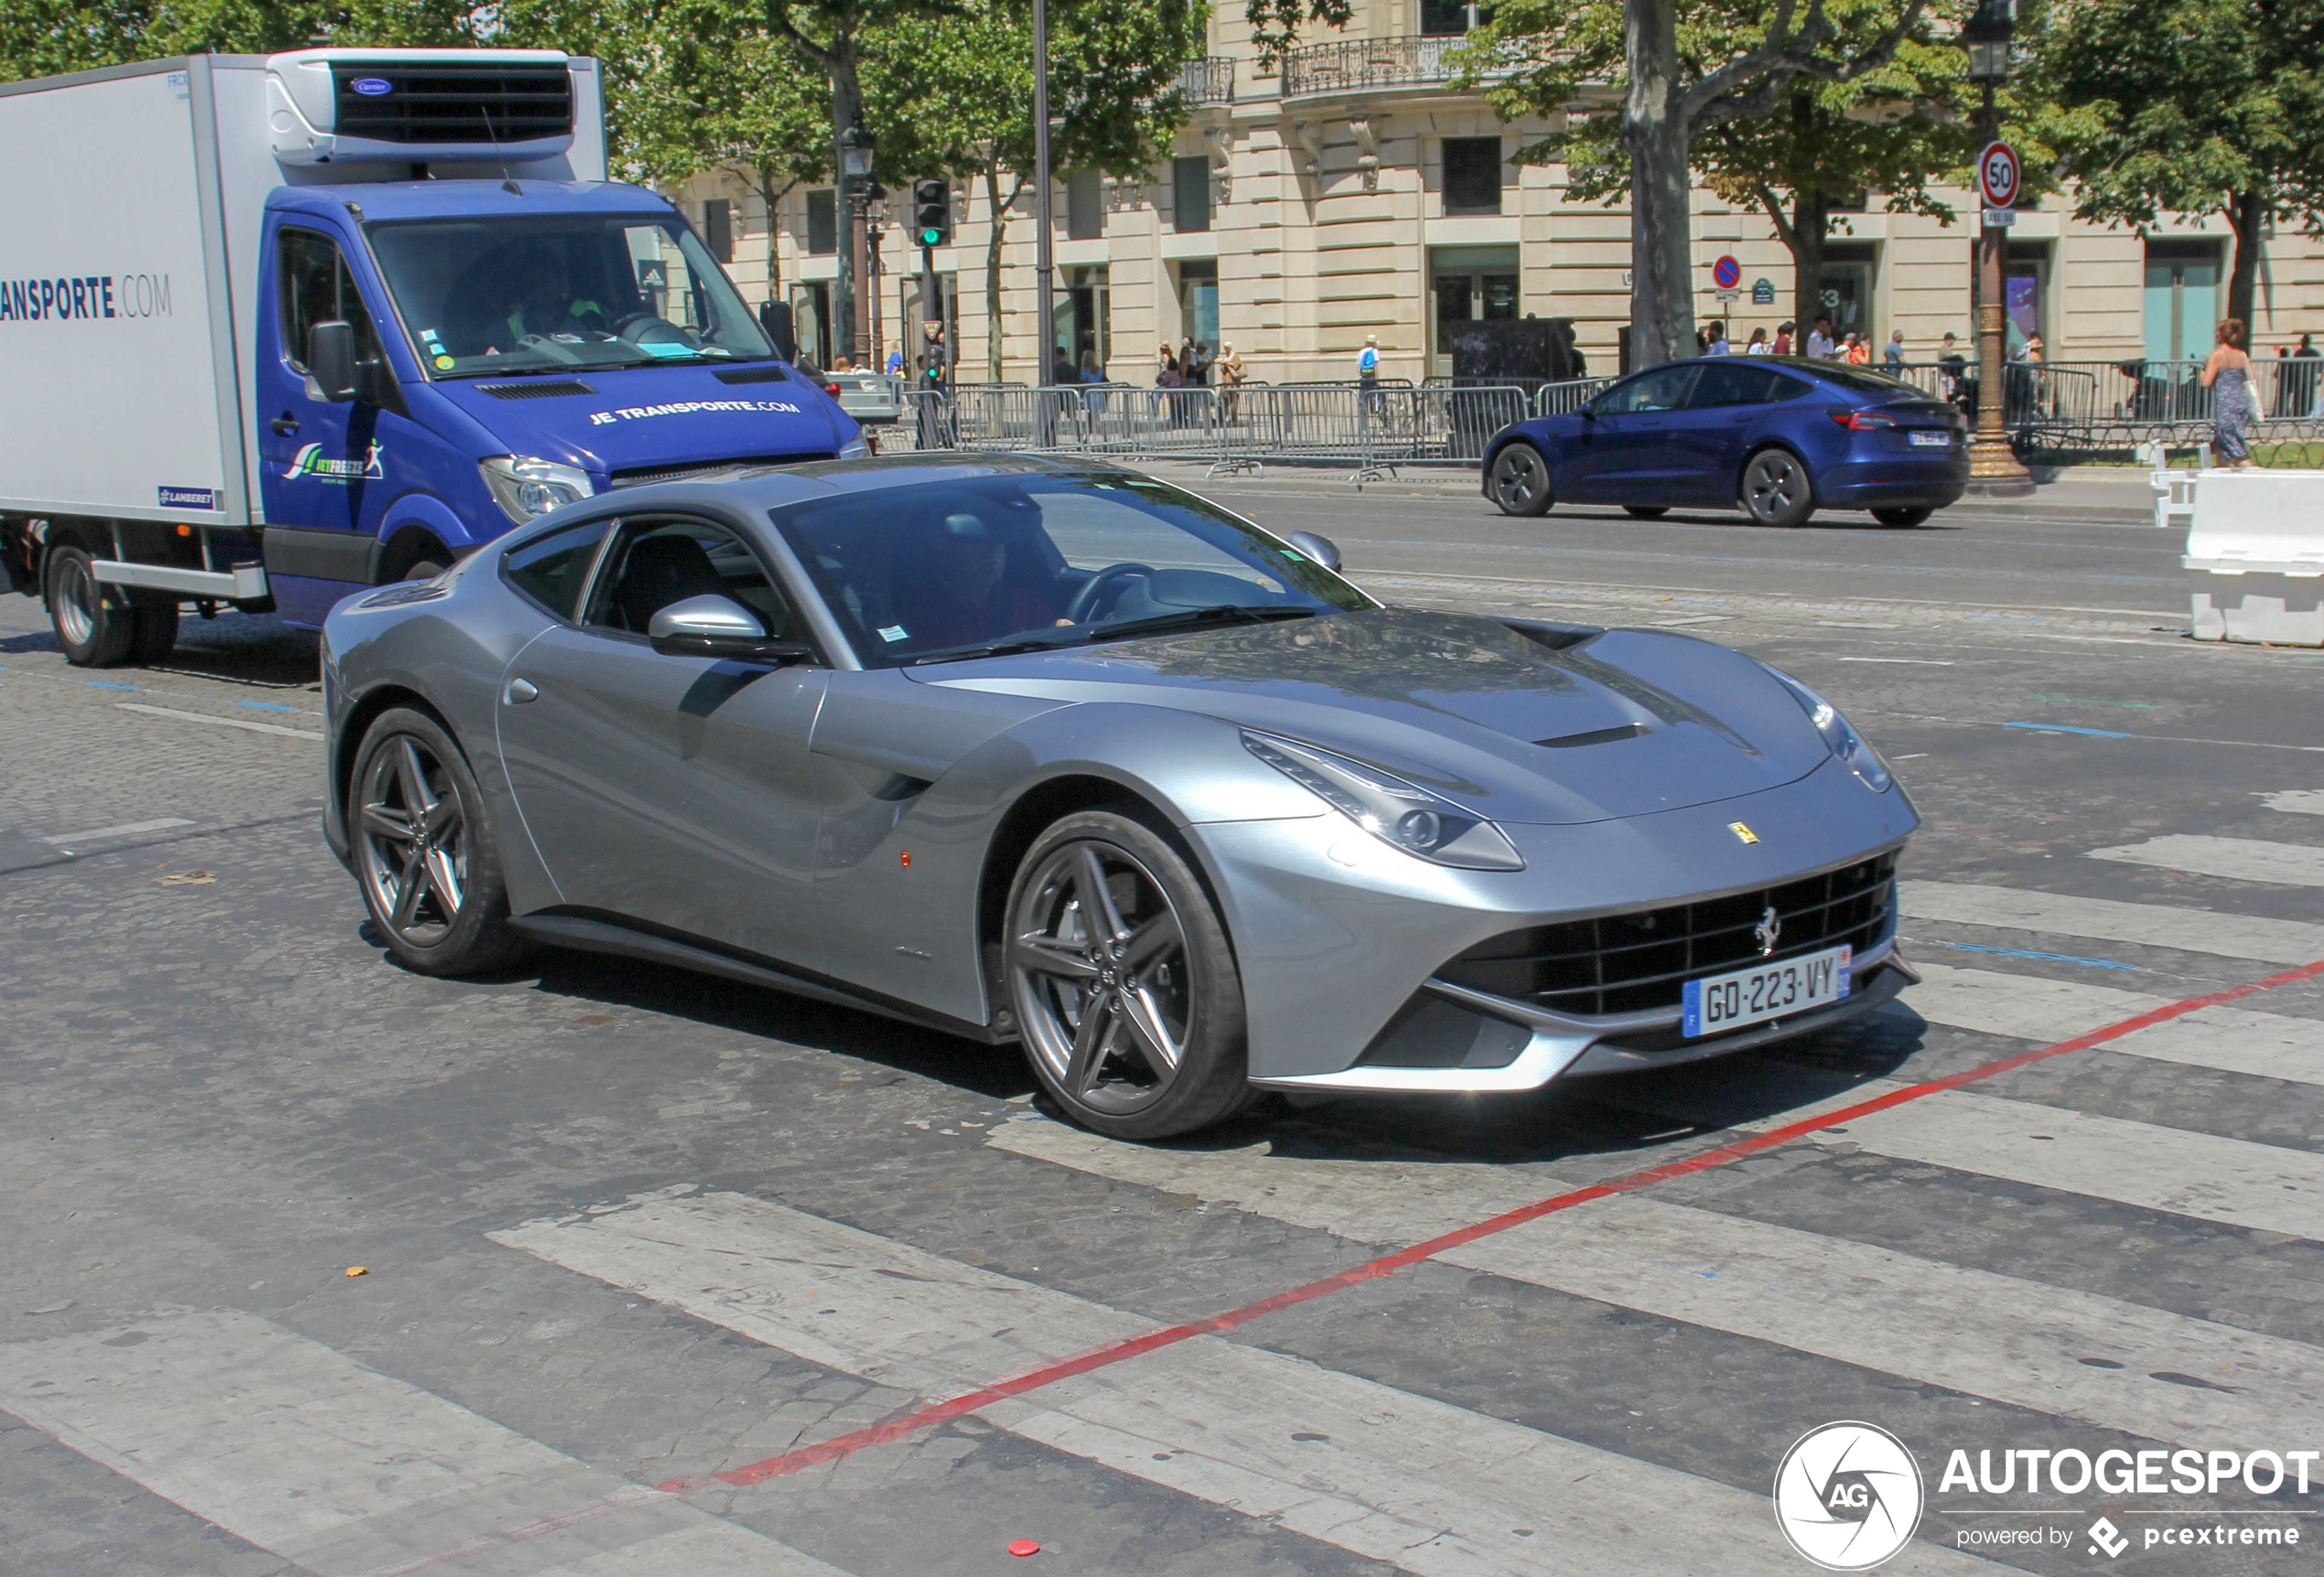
[920,226,943,246]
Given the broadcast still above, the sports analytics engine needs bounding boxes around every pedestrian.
[886,346,904,376]
[2200,316,2255,467]
[1844,332,1870,366]
[1883,329,1905,366]
[1080,348,1108,416]
[1215,340,1246,420]
[1772,321,1795,356]
[2300,332,2324,418]
[1049,345,1078,388]
[1703,321,1731,356]
[1358,334,1382,412]
[1806,316,1835,359]
[1193,341,1214,386]
[1745,327,1770,355]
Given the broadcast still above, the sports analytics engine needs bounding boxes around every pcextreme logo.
[283,443,384,483]
[1773,1421,1925,1570]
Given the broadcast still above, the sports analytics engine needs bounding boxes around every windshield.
[770,472,1376,668]
[364,214,772,378]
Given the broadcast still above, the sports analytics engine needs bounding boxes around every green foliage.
[1243,0,1347,68]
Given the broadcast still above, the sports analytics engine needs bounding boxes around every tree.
[1467,0,1930,367]
[2029,0,2324,328]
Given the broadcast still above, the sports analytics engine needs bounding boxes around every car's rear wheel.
[1872,506,1932,528]
[1739,447,1816,527]
[351,706,527,977]
[1488,442,1554,517]
[45,545,135,667]
[1623,505,1668,519]
[1006,810,1252,1140]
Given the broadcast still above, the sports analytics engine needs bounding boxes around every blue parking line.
[237,701,296,713]
[1924,939,2140,972]
[84,680,137,691]
[2004,721,2136,739]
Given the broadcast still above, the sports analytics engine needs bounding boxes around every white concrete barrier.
[2183,468,2324,645]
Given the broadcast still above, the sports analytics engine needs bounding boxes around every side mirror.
[1284,531,1341,573]
[759,299,797,361]
[307,320,359,402]
[648,594,812,664]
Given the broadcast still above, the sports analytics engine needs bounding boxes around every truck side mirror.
[307,321,359,402]
[759,300,796,362]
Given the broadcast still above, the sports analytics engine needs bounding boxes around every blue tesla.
[1483,358,1970,527]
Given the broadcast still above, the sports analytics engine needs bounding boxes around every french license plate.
[1909,430,1951,447]
[1682,944,1851,1037]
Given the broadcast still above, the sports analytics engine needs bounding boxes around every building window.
[1421,0,1491,34]
[1173,156,1211,233]
[1056,264,1111,374]
[1067,170,1104,240]
[1177,259,1219,348]
[1428,244,1518,374]
[805,189,837,255]
[1442,137,1502,214]
[2143,239,2221,362]
[703,198,733,263]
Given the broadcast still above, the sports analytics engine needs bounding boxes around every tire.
[129,602,179,664]
[1005,809,1253,1141]
[1738,447,1816,527]
[349,706,529,976]
[1872,506,1932,528]
[44,544,135,667]
[1623,505,1669,519]
[1487,442,1554,517]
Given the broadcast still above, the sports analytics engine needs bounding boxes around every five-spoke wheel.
[351,707,524,975]
[1488,442,1554,517]
[1739,447,1815,527]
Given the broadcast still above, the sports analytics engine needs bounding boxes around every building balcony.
[1178,56,1235,105]
[1279,36,1504,98]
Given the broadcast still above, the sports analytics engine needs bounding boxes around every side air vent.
[714,365,791,385]
[1536,723,1651,749]
[608,455,834,489]
[475,380,597,400]
[330,60,573,146]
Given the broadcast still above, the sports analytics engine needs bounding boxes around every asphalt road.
[4,471,2322,1577]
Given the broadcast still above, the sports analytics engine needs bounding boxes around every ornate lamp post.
[1963,0,2034,496]
[839,120,877,368]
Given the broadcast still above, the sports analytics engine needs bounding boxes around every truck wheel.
[1006,809,1253,1141]
[350,706,529,977]
[130,603,179,664]
[45,545,135,667]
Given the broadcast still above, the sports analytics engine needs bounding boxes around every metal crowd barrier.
[1864,359,2324,455]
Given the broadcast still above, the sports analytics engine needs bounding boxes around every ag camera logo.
[1774,1421,1924,1570]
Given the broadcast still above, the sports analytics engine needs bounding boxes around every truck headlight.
[480,456,595,522]
[1243,730,1525,871]
[837,432,873,460]
[1761,665,1892,791]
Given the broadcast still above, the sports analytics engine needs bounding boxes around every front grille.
[608,454,829,489]
[476,380,596,400]
[331,61,573,146]
[1439,853,1897,1018]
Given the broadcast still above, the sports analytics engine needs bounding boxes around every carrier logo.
[157,485,220,510]
[1774,1421,1924,1571]
[284,442,384,483]
[350,77,394,96]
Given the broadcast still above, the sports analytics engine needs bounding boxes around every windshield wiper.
[1082,604,1318,644]
[903,634,1082,666]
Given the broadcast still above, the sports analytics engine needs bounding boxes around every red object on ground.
[1007,1539,1041,1557]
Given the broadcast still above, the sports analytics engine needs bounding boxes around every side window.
[1688,363,1781,408]
[586,519,799,640]
[501,519,614,620]
[1765,372,1813,402]
[278,228,384,373]
[1594,366,1698,414]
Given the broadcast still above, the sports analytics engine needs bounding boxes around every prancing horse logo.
[1755,906,1781,958]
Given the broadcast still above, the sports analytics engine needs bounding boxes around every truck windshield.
[364,215,773,378]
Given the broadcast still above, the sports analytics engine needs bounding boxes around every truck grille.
[1438,853,1897,1018]
[475,380,597,400]
[331,61,573,145]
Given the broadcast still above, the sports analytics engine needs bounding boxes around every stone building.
[669,0,2324,385]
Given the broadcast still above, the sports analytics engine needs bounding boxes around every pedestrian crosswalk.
[7,835,2324,1575]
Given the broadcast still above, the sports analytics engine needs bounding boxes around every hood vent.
[609,454,829,489]
[714,365,791,385]
[1536,722,1651,748]
[476,379,597,400]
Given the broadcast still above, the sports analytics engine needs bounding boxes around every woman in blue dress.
[2200,317,2255,467]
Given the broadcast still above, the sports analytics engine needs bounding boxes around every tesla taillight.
[1829,408,1897,429]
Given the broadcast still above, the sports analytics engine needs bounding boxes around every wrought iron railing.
[1178,57,1235,105]
[1280,37,1471,97]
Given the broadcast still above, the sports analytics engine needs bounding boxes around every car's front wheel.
[1487,442,1554,517]
[1006,810,1252,1140]
[351,706,527,976]
[1739,447,1816,527]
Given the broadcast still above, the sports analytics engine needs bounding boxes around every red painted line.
[672,953,2324,1490]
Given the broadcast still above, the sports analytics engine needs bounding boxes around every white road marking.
[115,702,323,741]
[1903,961,2324,1085]
[988,1121,2324,1451]
[0,1310,846,1577]
[2267,789,2324,817]
[1899,879,2324,964]
[36,817,195,845]
[492,1193,1999,1577]
[2089,834,2324,889]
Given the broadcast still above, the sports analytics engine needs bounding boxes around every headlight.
[1762,666,1892,791]
[479,456,595,522]
[1243,730,1525,871]
[837,431,873,460]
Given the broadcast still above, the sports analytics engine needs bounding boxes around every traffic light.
[912,178,950,248]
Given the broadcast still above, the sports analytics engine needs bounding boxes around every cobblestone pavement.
[3,478,2322,1577]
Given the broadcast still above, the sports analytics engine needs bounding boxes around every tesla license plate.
[1909,430,1951,447]
[1682,944,1851,1037]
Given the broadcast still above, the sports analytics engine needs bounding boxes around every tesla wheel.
[45,545,135,667]
[1739,447,1816,527]
[1872,506,1932,528]
[1487,443,1554,517]
[351,706,527,977]
[130,602,179,664]
[1006,810,1252,1141]
[1623,505,1668,519]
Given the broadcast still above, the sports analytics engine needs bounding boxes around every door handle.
[271,413,300,435]
[504,678,539,704]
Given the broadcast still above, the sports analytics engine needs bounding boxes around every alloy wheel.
[1010,839,1194,1116]
[1743,450,1808,524]
[357,735,469,948]
[1491,445,1547,513]
[53,554,97,649]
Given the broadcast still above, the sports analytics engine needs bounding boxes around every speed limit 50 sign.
[1978,142,2021,209]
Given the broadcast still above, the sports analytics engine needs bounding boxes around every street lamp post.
[839,120,877,369]
[1032,0,1056,386]
[1963,0,2034,497]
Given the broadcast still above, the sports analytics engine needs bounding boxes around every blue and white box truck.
[0,48,863,665]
